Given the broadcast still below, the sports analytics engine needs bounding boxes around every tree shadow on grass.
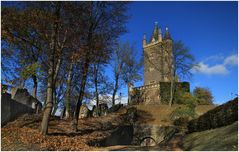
[48,126,105,137]
[48,132,83,137]
[136,109,155,124]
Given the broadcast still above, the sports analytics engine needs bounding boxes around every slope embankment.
[183,121,238,151]
[183,97,238,151]
[188,97,238,133]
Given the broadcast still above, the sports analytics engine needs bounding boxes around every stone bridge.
[132,123,178,146]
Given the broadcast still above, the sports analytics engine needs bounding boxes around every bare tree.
[168,41,196,106]
[72,1,129,131]
[2,1,129,134]
[2,2,80,135]
[111,41,142,105]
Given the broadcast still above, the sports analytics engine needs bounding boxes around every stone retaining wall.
[132,123,178,145]
[1,93,34,126]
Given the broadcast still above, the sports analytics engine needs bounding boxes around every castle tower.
[143,23,173,85]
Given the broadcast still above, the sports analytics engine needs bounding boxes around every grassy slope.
[1,108,130,151]
[134,104,215,125]
[183,121,238,151]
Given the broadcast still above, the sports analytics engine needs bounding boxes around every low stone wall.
[132,123,178,146]
[129,82,190,105]
[11,88,40,109]
[188,97,238,133]
[1,93,34,126]
[100,125,134,146]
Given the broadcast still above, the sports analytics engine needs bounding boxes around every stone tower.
[143,22,173,85]
[128,22,190,105]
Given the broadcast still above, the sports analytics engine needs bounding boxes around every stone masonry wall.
[129,82,190,105]
[1,93,34,126]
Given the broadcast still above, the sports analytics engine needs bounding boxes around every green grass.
[183,121,238,151]
[134,104,216,125]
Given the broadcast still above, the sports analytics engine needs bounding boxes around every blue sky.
[116,1,238,105]
[1,1,237,106]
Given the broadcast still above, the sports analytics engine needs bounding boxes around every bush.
[173,117,189,128]
[177,92,197,109]
[170,92,197,121]
[188,97,238,133]
[108,104,123,113]
[160,82,190,104]
[170,106,196,120]
[193,87,213,105]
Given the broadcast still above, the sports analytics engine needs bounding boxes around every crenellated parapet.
[129,82,190,105]
[133,83,160,91]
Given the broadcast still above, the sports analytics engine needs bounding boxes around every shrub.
[170,106,196,120]
[188,97,238,133]
[160,82,190,104]
[173,117,189,128]
[193,87,213,105]
[177,92,197,109]
[1,85,8,94]
[170,92,197,121]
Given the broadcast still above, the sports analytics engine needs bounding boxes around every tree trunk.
[169,78,174,107]
[40,65,54,135]
[127,84,130,105]
[112,75,119,106]
[53,58,62,84]
[40,3,60,135]
[19,78,25,89]
[32,75,38,99]
[65,110,70,119]
[65,62,73,119]
[93,64,100,116]
[52,103,58,116]
[72,59,90,132]
[32,75,38,113]
[72,16,93,131]
[61,106,66,119]
[51,88,57,115]
[94,65,99,104]
[169,67,176,107]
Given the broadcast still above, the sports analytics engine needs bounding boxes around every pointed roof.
[150,22,159,42]
[159,27,162,35]
[164,26,172,40]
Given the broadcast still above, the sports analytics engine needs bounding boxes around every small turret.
[158,27,162,42]
[143,33,147,46]
[150,22,159,42]
[164,26,172,40]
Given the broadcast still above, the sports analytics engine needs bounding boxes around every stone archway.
[140,137,157,146]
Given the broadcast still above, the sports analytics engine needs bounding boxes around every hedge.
[187,97,238,133]
[160,82,190,104]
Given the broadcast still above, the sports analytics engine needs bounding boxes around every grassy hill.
[134,104,215,125]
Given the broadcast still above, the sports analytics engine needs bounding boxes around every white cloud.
[224,54,238,66]
[193,62,229,75]
[203,54,224,63]
[193,53,237,75]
